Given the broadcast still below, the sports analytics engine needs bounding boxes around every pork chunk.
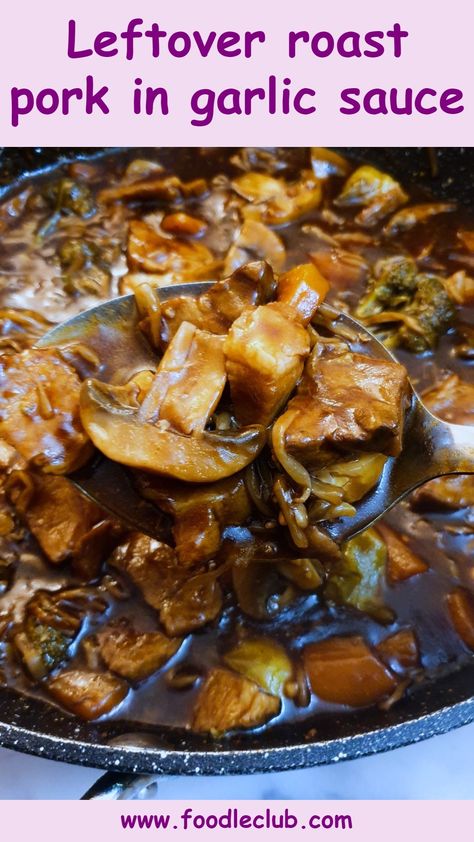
[172,476,251,566]
[109,533,222,635]
[159,261,276,346]
[138,322,226,434]
[0,349,91,473]
[159,574,223,637]
[97,620,181,682]
[284,349,409,467]
[192,667,280,735]
[140,472,251,566]
[8,472,102,564]
[109,533,182,611]
[160,296,227,346]
[48,670,128,720]
[224,303,310,426]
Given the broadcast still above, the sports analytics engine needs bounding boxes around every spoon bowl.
[37,284,474,543]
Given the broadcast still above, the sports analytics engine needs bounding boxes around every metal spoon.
[37,283,474,543]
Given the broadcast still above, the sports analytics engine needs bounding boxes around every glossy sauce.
[0,148,472,734]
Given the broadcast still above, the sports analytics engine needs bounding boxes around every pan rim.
[1,686,473,775]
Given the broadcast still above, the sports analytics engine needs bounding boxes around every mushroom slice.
[80,379,265,482]
[443,270,474,306]
[310,249,369,291]
[127,220,216,280]
[99,175,207,204]
[223,220,285,274]
[231,170,322,225]
[159,261,277,346]
[383,202,456,237]
[161,212,208,237]
[335,165,408,227]
[311,147,351,179]
[201,260,277,324]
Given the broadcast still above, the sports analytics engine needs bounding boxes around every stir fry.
[0,147,472,738]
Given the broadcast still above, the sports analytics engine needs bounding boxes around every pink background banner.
[0,0,472,145]
[1,799,473,838]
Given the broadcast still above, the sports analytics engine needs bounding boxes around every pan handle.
[81,772,159,800]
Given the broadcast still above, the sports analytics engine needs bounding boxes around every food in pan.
[0,147,472,737]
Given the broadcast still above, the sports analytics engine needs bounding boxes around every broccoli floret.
[356,258,456,353]
[399,275,456,353]
[356,258,418,317]
[38,178,96,238]
[58,238,111,296]
[13,588,102,680]
[59,238,96,271]
[26,619,72,670]
[45,178,95,218]
[335,165,408,227]
[14,617,73,680]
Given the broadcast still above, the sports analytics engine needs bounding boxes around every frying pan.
[0,147,473,798]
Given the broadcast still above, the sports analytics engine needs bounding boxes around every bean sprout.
[272,410,312,502]
[134,282,162,348]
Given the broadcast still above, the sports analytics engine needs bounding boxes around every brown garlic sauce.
[0,148,472,734]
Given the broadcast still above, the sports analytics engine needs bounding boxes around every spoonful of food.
[34,265,473,546]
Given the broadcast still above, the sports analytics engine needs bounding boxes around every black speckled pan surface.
[0,147,473,776]
[0,665,474,775]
